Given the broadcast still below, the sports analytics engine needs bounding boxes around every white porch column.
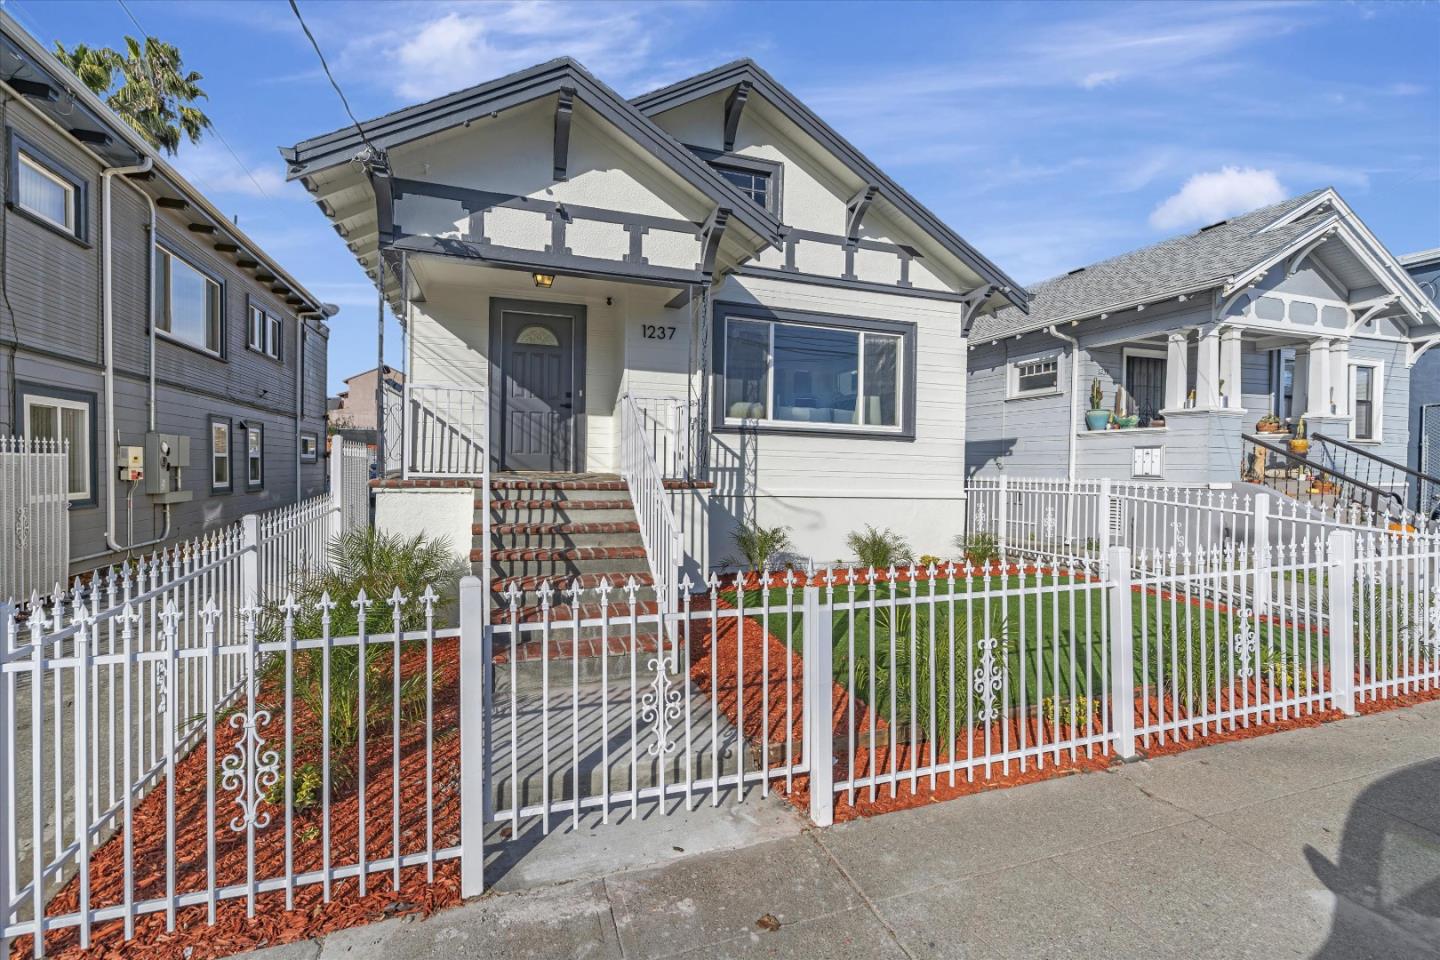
[1220,327,1244,409]
[1329,339,1350,417]
[1164,330,1190,409]
[1306,338,1332,418]
[1196,327,1222,409]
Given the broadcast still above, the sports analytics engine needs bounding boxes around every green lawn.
[726,574,1326,728]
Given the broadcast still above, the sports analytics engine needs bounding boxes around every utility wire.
[287,0,385,164]
[113,0,275,200]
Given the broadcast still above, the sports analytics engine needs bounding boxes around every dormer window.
[714,162,770,210]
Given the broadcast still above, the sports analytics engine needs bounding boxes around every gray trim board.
[392,233,708,289]
[710,300,917,442]
[14,379,99,508]
[686,146,783,217]
[487,297,588,472]
[737,265,976,304]
[281,57,782,247]
[632,60,1028,312]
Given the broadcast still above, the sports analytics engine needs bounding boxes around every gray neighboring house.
[0,12,333,574]
[1402,248,1440,492]
[966,188,1439,489]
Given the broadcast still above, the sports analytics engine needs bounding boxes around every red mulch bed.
[16,639,465,960]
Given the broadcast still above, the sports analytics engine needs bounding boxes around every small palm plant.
[846,525,913,570]
[732,522,793,571]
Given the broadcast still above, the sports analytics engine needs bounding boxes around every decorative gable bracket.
[723,81,751,153]
[698,206,732,280]
[553,86,576,181]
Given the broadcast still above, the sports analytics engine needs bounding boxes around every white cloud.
[1081,70,1121,90]
[171,139,296,201]
[1148,166,1287,230]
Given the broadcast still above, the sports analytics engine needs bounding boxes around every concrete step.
[482,546,651,582]
[489,476,630,503]
[483,521,643,550]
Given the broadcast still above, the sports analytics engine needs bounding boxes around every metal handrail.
[619,394,684,610]
[1241,432,1403,512]
[1312,432,1440,486]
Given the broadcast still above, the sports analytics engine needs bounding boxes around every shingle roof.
[971,189,1333,340]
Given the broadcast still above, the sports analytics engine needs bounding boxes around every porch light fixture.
[532,272,555,288]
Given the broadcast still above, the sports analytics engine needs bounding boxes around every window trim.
[6,130,89,244]
[1348,360,1383,443]
[209,415,233,493]
[16,381,97,507]
[246,297,284,362]
[1006,352,1062,400]
[155,238,226,358]
[243,421,264,491]
[711,304,916,441]
[688,145,783,216]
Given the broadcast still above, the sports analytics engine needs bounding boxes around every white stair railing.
[620,394,684,609]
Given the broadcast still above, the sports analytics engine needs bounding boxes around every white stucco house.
[282,58,1027,607]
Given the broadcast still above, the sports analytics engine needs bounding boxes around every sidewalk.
[236,701,1440,960]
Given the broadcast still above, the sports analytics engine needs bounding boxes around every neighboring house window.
[8,135,86,240]
[210,416,232,492]
[245,422,264,489]
[1124,352,1167,426]
[1008,355,1059,398]
[248,303,282,359]
[22,390,92,502]
[156,245,223,354]
[299,432,319,463]
[721,314,904,432]
[1351,363,1381,442]
[713,163,770,210]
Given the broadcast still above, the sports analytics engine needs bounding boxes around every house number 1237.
[642,324,677,340]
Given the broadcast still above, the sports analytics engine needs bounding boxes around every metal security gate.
[469,574,822,886]
[1423,404,1440,519]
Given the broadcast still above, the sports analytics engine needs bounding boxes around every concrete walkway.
[236,701,1440,959]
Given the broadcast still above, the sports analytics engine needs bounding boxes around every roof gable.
[281,58,781,247]
[632,59,1028,313]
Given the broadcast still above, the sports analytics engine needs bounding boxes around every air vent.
[1199,219,1229,232]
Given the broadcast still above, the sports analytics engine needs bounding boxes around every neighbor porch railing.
[1312,431,1440,523]
[619,394,684,607]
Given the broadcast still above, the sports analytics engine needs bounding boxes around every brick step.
[490,600,662,626]
[482,522,641,553]
[485,498,637,512]
[491,570,654,594]
[486,521,642,536]
[489,475,628,500]
[485,546,647,563]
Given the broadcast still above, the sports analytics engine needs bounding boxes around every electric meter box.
[143,432,193,502]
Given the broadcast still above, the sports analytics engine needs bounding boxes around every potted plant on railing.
[1085,378,1111,431]
[1289,417,1310,456]
[1256,413,1284,434]
[1113,386,1139,429]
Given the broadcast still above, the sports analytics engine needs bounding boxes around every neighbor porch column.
[1164,330,1190,409]
[1328,339,1350,417]
[1220,327,1244,409]
[1196,327,1222,409]
[1306,337,1333,418]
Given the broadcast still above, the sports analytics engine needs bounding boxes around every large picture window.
[23,391,92,502]
[721,313,905,433]
[156,245,222,354]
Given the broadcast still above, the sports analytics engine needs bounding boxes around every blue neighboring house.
[1402,248,1440,508]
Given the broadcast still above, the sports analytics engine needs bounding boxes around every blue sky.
[6,0,1437,393]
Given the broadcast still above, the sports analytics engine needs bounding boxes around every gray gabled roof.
[970,189,1333,341]
[632,59,1029,313]
[280,57,782,246]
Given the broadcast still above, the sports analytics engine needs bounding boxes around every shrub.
[259,527,468,752]
[846,525,913,569]
[954,532,1000,567]
[1041,695,1098,729]
[918,554,944,569]
[731,522,793,571]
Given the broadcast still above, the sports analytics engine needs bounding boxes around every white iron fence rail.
[619,394,684,611]
[1353,531,1440,704]
[0,438,70,605]
[401,384,487,479]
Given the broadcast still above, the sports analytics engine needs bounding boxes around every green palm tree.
[55,35,212,155]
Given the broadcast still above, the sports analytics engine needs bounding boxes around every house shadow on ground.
[1307,758,1440,958]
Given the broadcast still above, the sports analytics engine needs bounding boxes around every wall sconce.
[533,273,555,288]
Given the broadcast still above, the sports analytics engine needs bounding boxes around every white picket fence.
[3,463,1439,956]
[0,438,70,605]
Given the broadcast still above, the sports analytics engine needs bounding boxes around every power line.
[112,0,275,200]
[287,0,385,164]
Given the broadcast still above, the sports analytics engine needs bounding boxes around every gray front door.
[496,302,583,472]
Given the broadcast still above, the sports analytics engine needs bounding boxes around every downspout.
[1045,324,1082,482]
